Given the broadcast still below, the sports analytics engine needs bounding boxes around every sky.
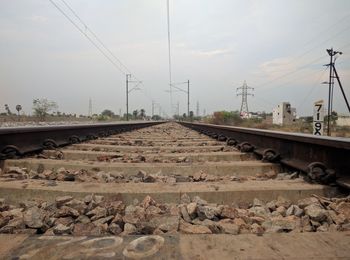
[0,0,350,117]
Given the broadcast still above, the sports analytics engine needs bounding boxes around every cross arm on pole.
[128,81,142,93]
[171,84,188,93]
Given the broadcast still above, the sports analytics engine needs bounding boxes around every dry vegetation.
[204,111,350,138]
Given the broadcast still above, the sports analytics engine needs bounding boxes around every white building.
[272,102,296,125]
[337,115,350,126]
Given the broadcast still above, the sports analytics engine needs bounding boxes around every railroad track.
[0,121,349,259]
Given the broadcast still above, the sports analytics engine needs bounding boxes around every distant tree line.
[1,104,23,116]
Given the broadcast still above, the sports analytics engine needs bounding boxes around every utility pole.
[152,102,162,117]
[166,80,190,117]
[333,66,350,112]
[237,80,254,118]
[187,80,190,117]
[325,48,349,136]
[88,98,92,117]
[196,101,199,117]
[126,74,130,121]
[166,0,173,117]
[326,49,335,136]
[126,74,141,121]
[177,102,180,117]
[152,101,161,117]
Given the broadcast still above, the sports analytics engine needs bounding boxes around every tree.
[151,115,162,120]
[133,110,139,119]
[331,111,338,126]
[15,105,22,116]
[189,111,194,122]
[4,104,11,115]
[302,116,313,124]
[325,111,338,127]
[32,98,58,120]
[123,113,132,120]
[140,109,146,118]
[101,109,115,117]
[211,111,243,125]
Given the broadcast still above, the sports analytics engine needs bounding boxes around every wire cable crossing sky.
[0,0,349,117]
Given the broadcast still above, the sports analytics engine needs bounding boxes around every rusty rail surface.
[0,121,163,159]
[180,122,350,188]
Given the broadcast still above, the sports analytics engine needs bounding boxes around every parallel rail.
[1,120,349,188]
[180,122,350,188]
[0,121,163,159]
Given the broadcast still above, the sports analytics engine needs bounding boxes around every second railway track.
[0,121,349,259]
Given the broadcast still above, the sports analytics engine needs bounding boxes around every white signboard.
[313,100,324,136]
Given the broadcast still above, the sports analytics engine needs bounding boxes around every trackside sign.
[313,100,324,136]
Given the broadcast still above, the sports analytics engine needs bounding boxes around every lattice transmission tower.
[236,81,254,117]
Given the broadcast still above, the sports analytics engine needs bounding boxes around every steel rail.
[180,122,350,188]
[0,121,163,159]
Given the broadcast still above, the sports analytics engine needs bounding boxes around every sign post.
[313,100,324,136]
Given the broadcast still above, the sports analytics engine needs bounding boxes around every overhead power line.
[49,0,163,114]
[302,13,350,48]
[48,0,127,75]
[255,41,350,94]
[255,54,328,90]
[296,67,329,110]
[50,0,143,82]
[266,14,350,74]
[255,60,329,95]
[270,24,350,74]
[255,40,350,93]
[60,0,134,77]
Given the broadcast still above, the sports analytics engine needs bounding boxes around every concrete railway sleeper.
[0,122,349,259]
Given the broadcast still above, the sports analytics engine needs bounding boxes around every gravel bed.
[0,194,349,236]
[1,166,289,184]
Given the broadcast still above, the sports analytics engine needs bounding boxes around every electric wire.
[253,16,350,93]
[255,54,328,90]
[254,40,350,94]
[268,16,350,73]
[49,0,164,116]
[48,0,127,75]
[255,61,328,95]
[296,68,329,110]
[302,13,350,48]
[60,0,134,77]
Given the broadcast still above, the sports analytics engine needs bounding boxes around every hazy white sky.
[0,0,350,117]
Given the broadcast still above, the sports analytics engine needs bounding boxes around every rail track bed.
[0,122,349,259]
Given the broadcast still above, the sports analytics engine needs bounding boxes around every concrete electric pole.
[126,74,130,121]
[88,98,92,117]
[169,80,190,117]
[325,48,350,136]
[126,74,141,121]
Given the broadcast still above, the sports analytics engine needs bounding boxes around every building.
[272,102,296,125]
[337,115,350,126]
